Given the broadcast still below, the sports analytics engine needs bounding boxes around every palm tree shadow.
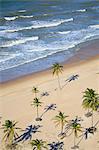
[13,124,42,144]
[40,104,57,119]
[40,91,50,98]
[61,116,83,149]
[61,74,79,89]
[48,141,64,150]
[76,120,99,147]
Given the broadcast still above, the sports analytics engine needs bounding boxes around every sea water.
[0,0,99,82]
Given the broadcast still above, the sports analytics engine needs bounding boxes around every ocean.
[0,0,99,82]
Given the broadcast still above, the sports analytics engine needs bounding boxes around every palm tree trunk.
[35,93,37,98]
[61,122,63,133]
[57,74,61,90]
[37,107,39,118]
[9,130,14,145]
[74,132,76,147]
[38,146,40,150]
[92,110,93,127]
[87,108,89,113]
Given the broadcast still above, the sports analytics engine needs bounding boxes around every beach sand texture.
[0,54,99,149]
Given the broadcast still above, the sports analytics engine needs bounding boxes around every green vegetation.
[32,86,39,98]
[82,88,99,126]
[52,63,63,90]
[1,120,20,148]
[30,139,48,150]
[1,64,99,149]
[53,111,68,134]
[31,98,42,121]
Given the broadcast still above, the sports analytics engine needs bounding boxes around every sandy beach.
[0,0,99,149]
[0,49,99,149]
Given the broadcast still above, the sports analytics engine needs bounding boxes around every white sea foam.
[0,56,15,63]
[4,16,18,21]
[0,36,39,48]
[58,31,71,35]
[0,28,98,71]
[76,9,86,12]
[30,18,73,29]
[0,29,18,33]
[0,18,73,33]
[4,15,34,21]
[43,14,49,16]
[26,40,75,53]
[0,43,75,71]
[18,10,26,13]
[89,25,99,29]
[20,15,34,18]
[0,53,21,63]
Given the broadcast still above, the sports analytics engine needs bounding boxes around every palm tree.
[71,121,82,149]
[30,139,48,150]
[65,117,82,149]
[53,111,68,134]
[32,86,39,98]
[31,98,42,121]
[52,63,63,90]
[82,88,99,126]
[1,120,20,145]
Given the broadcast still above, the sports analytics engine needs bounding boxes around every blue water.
[0,0,99,81]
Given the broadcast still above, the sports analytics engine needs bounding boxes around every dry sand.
[0,54,99,149]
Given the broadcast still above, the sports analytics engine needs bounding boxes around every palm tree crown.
[82,88,99,110]
[31,98,42,108]
[32,86,39,98]
[30,139,47,150]
[82,88,99,126]
[1,120,20,144]
[65,116,82,135]
[52,63,63,76]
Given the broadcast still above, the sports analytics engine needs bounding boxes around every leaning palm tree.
[31,98,42,121]
[1,120,20,145]
[82,88,99,126]
[32,86,39,98]
[53,111,68,135]
[52,63,63,90]
[30,139,48,150]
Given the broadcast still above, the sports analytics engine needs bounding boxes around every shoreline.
[0,53,99,88]
[0,39,99,84]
